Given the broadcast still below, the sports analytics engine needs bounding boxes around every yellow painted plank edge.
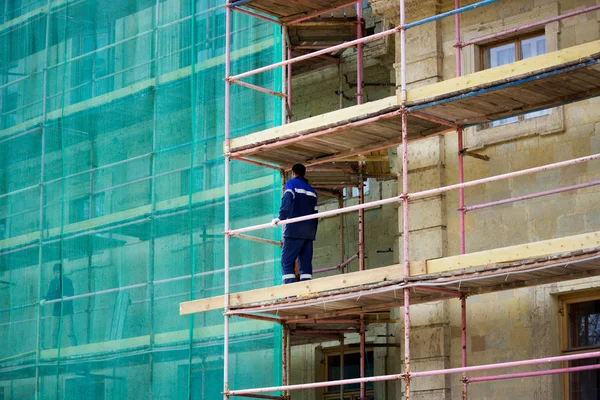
[427,231,600,273]
[180,262,408,315]
[406,40,600,104]
[37,320,271,359]
[0,39,274,140]
[0,0,68,33]
[229,96,399,151]
[180,231,600,315]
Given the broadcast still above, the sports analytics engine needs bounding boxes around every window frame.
[465,22,564,149]
[322,346,375,400]
[480,31,548,127]
[559,291,600,400]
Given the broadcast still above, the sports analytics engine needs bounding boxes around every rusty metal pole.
[360,316,366,400]
[358,167,365,271]
[461,295,468,400]
[282,324,288,399]
[287,46,292,123]
[281,25,288,124]
[340,334,345,400]
[399,0,411,397]
[454,1,469,398]
[339,193,346,273]
[338,63,344,109]
[287,325,291,398]
[356,1,363,105]
[358,164,366,400]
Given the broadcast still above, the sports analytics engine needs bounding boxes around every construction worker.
[272,164,318,284]
[40,263,78,348]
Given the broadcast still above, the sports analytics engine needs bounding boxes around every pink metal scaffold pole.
[398,0,411,398]
[231,6,281,25]
[228,153,600,236]
[230,26,400,82]
[454,2,469,399]
[226,351,600,396]
[223,1,232,398]
[357,1,366,385]
[285,1,362,26]
[356,2,364,106]
[459,4,600,48]
[464,179,600,212]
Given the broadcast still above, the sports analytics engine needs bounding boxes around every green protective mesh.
[0,0,283,398]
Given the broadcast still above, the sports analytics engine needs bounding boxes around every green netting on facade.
[0,0,282,398]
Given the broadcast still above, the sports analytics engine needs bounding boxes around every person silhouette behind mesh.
[40,263,77,348]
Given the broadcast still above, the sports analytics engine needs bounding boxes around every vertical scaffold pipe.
[35,1,53,396]
[339,193,346,272]
[461,295,468,400]
[455,1,468,398]
[360,316,366,399]
[282,325,288,399]
[356,1,363,105]
[338,63,344,109]
[282,25,288,124]
[223,2,232,398]
[287,325,291,397]
[287,47,292,123]
[359,166,366,400]
[399,0,411,396]
[340,334,345,400]
[402,108,411,400]
[458,127,465,254]
[358,167,365,271]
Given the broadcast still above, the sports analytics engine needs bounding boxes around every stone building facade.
[290,1,600,399]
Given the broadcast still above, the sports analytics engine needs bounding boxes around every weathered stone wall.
[288,1,600,399]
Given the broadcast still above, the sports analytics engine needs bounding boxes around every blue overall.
[278,177,318,284]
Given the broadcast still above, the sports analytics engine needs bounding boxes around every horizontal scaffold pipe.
[227,153,600,236]
[232,7,281,25]
[228,0,498,81]
[464,179,600,212]
[404,0,499,30]
[284,1,361,26]
[467,363,600,383]
[460,4,600,47]
[25,258,279,309]
[226,350,600,395]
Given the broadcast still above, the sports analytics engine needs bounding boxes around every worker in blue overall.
[272,164,318,284]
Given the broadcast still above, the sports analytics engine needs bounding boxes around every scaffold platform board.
[235,0,358,23]
[180,231,600,320]
[287,6,362,75]
[231,40,600,169]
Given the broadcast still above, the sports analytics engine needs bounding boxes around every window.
[483,33,548,127]
[70,26,114,104]
[178,363,222,400]
[69,194,104,223]
[63,375,126,399]
[343,179,371,199]
[324,349,374,400]
[69,197,90,224]
[561,293,600,400]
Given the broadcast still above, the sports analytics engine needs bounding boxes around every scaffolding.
[178,0,600,398]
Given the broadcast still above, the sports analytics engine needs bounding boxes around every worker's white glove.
[271,218,280,227]
[39,299,46,306]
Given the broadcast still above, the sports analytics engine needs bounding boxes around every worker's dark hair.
[52,263,62,273]
[292,163,306,177]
